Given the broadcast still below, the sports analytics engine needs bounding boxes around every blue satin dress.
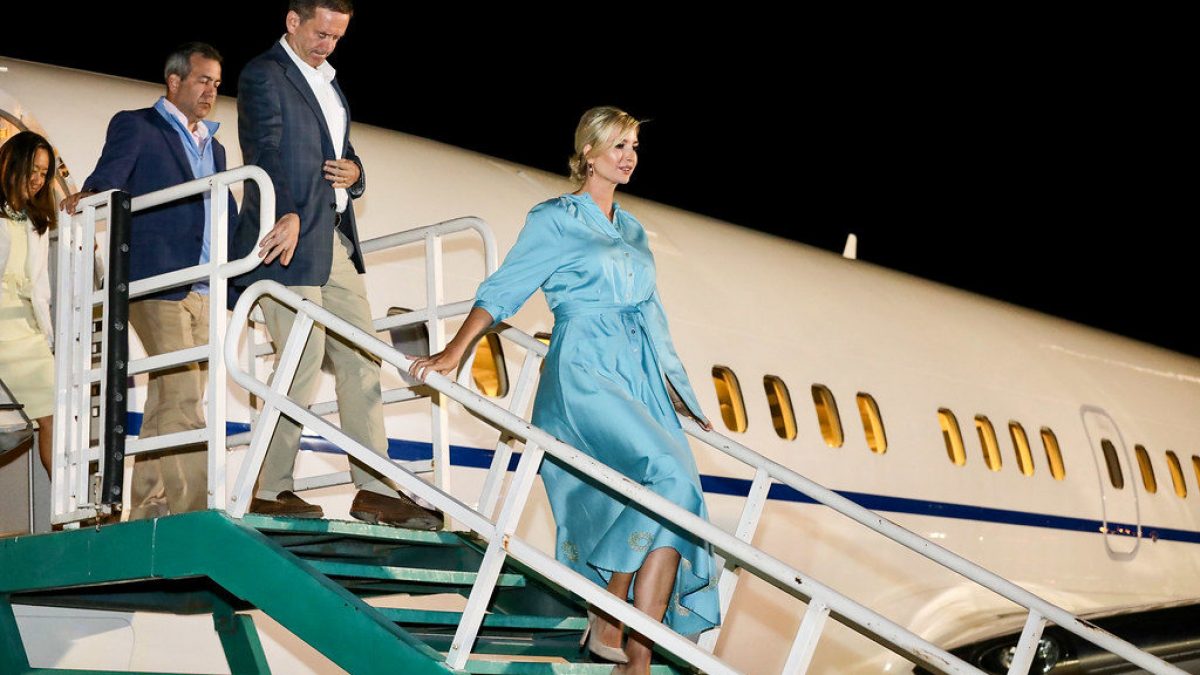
[474,192,720,635]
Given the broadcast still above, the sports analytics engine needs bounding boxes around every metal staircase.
[0,510,688,674]
[3,168,1188,674]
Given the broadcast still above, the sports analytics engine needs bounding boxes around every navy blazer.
[231,42,368,293]
[83,107,236,302]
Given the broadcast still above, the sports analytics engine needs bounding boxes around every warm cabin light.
[1135,445,1157,494]
[975,416,1002,472]
[712,366,747,433]
[1165,451,1187,498]
[763,376,797,440]
[810,385,843,448]
[472,333,508,397]
[1009,423,1034,476]
[1041,428,1066,480]
[939,409,966,466]
[857,394,887,454]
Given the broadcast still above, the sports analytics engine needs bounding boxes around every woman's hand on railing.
[408,306,496,382]
[407,345,467,382]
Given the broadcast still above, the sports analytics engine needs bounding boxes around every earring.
[587,162,594,176]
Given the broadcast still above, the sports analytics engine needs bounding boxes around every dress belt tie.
[551,301,646,321]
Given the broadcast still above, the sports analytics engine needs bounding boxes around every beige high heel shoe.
[581,609,629,663]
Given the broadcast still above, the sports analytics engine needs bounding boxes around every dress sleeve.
[473,203,565,325]
[643,288,708,423]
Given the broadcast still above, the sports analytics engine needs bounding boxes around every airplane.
[1,56,1198,674]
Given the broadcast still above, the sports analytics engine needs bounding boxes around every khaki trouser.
[126,290,209,518]
[256,231,392,499]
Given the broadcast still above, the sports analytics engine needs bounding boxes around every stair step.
[243,514,462,546]
[380,608,587,631]
[463,661,680,674]
[308,561,525,587]
[418,630,583,659]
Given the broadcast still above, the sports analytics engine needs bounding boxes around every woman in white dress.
[0,131,58,473]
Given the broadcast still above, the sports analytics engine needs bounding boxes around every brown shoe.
[250,490,324,519]
[349,490,443,530]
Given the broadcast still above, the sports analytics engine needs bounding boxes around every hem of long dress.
[583,544,721,635]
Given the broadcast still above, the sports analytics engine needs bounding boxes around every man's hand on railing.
[259,213,300,266]
[59,191,97,215]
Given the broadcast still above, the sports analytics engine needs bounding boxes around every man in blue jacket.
[63,42,235,520]
[231,0,441,529]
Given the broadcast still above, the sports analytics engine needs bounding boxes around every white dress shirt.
[279,35,349,213]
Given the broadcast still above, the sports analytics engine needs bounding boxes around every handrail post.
[476,348,541,519]
[1006,611,1047,675]
[700,465,772,652]
[425,232,450,495]
[782,600,830,675]
[446,441,547,669]
[98,190,132,511]
[206,179,231,509]
[228,312,315,518]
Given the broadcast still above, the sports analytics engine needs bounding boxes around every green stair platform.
[0,511,688,674]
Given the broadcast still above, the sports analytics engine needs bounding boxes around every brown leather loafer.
[250,490,324,519]
[349,490,443,530]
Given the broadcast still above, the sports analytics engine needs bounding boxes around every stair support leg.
[1,595,31,673]
[212,596,272,675]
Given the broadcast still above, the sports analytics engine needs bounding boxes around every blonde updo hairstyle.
[568,106,640,186]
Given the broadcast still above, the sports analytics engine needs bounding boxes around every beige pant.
[126,291,209,518]
[256,231,392,499]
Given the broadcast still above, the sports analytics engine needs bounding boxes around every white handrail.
[226,278,1182,673]
[225,281,988,675]
[52,166,275,521]
[500,321,1186,675]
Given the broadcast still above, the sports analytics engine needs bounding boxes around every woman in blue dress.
[409,106,720,672]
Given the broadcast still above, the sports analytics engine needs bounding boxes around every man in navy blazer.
[63,42,236,520]
[232,0,441,529]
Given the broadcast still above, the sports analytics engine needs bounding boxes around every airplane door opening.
[1081,406,1141,557]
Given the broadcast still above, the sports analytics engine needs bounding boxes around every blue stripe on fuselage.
[125,413,1200,545]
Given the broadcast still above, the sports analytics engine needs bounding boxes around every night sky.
[4,7,1190,357]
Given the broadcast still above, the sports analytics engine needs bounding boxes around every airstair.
[0,168,1187,674]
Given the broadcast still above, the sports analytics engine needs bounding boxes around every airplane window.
[1193,456,1200,495]
[387,307,429,357]
[1100,439,1124,489]
[975,416,1002,472]
[810,385,844,448]
[938,409,966,466]
[472,333,509,397]
[712,366,748,433]
[1041,428,1066,480]
[1009,423,1034,476]
[856,393,887,454]
[1165,451,1187,498]
[763,375,797,440]
[1134,445,1157,494]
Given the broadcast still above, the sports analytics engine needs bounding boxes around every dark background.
[4,6,1190,356]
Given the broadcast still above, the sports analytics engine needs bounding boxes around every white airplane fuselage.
[2,58,1198,674]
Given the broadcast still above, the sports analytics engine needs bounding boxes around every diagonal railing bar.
[226,281,990,674]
